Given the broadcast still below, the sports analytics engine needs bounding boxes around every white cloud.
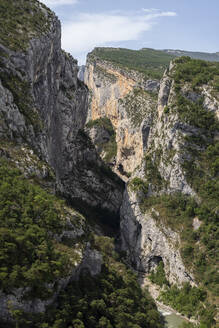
[142,8,159,13]
[61,10,177,64]
[40,0,78,7]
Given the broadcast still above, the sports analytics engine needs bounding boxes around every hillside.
[87,47,219,81]
[163,49,219,62]
[89,47,176,79]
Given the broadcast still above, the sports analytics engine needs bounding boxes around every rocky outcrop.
[120,188,194,285]
[0,6,124,217]
[78,65,86,81]
[84,54,158,177]
[143,68,196,195]
[56,130,124,218]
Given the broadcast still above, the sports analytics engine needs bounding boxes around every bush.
[149,261,169,287]
[129,177,148,194]
[163,106,169,114]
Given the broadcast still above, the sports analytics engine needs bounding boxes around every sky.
[40,0,219,65]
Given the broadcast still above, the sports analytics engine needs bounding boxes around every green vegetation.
[149,261,169,287]
[160,283,216,327]
[0,160,79,297]
[0,0,53,51]
[139,67,218,324]
[120,88,157,127]
[144,155,165,191]
[164,49,219,62]
[3,235,163,328]
[163,106,169,114]
[90,47,176,79]
[95,65,118,83]
[41,235,162,328]
[174,94,219,132]
[170,61,219,304]
[86,117,117,163]
[45,265,162,328]
[86,117,114,134]
[141,192,219,298]
[103,139,117,163]
[173,56,219,90]
[129,177,148,195]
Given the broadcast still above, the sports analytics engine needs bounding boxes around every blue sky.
[40,0,219,64]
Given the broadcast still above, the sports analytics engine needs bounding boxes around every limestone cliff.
[84,52,159,177]
[85,51,219,311]
[120,188,194,285]
[120,58,219,315]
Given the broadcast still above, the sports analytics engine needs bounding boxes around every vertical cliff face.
[84,53,159,177]
[120,189,195,285]
[0,4,124,216]
[120,57,219,300]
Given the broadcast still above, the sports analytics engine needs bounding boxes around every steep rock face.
[85,56,198,285]
[120,58,219,291]
[147,71,195,195]
[0,7,123,216]
[120,188,194,285]
[0,2,123,321]
[145,63,219,196]
[78,65,86,81]
[57,130,124,217]
[84,54,158,177]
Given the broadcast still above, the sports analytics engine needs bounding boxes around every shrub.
[163,106,169,114]
[129,177,148,194]
[149,261,169,287]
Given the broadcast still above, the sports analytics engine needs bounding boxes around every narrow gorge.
[0,1,218,328]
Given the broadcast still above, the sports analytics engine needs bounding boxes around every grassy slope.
[89,47,176,79]
[0,0,53,51]
[88,47,219,80]
[163,49,219,62]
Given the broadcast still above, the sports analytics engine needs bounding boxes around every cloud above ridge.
[61,9,177,64]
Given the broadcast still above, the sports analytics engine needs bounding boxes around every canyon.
[0,1,218,327]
